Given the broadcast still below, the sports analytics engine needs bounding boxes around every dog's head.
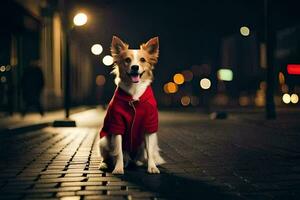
[111,36,159,84]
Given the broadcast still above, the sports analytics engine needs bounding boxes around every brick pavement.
[0,110,300,199]
[0,127,162,200]
[157,111,300,200]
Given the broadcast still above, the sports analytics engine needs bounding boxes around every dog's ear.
[141,37,159,64]
[111,36,128,56]
[142,37,159,55]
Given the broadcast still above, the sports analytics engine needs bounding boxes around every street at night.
[1,108,300,199]
[1,0,300,199]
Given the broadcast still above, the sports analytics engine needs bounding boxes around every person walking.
[21,61,45,116]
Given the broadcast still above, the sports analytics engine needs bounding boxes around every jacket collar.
[114,86,154,103]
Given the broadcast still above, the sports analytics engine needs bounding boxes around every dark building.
[0,0,93,114]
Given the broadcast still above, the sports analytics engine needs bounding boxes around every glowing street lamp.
[54,11,89,127]
[65,12,88,119]
[73,13,88,26]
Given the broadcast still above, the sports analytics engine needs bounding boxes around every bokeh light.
[217,69,233,81]
[73,13,88,26]
[200,78,211,89]
[173,73,184,85]
[282,93,291,104]
[91,44,103,55]
[239,96,250,106]
[102,55,114,66]
[278,72,285,85]
[166,82,178,94]
[290,94,299,104]
[0,65,5,72]
[260,81,267,90]
[1,76,6,83]
[163,84,169,94]
[182,70,193,82]
[95,75,106,86]
[287,64,300,75]
[255,89,265,107]
[163,82,178,94]
[181,96,191,106]
[240,26,250,36]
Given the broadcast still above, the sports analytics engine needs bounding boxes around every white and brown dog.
[98,36,165,174]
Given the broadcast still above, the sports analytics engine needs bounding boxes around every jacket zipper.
[129,100,136,152]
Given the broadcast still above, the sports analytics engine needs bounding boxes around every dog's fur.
[98,36,165,174]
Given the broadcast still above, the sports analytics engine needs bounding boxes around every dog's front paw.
[147,165,160,174]
[112,167,124,174]
[98,162,108,170]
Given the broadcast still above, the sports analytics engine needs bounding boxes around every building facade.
[0,0,93,114]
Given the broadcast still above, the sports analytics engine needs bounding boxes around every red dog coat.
[100,86,158,152]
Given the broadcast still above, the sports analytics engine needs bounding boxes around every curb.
[0,122,52,135]
[0,106,97,135]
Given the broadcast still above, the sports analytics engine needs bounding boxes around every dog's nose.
[131,65,139,71]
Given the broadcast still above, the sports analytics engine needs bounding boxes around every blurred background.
[0,0,299,117]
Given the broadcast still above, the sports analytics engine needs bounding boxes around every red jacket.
[100,86,158,153]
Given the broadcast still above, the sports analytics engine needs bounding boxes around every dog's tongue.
[131,75,140,83]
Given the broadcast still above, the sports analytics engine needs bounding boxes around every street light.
[73,13,88,26]
[54,11,88,127]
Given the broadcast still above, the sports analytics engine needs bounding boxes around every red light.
[287,64,300,75]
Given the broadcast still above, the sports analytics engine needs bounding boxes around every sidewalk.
[0,106,94,134]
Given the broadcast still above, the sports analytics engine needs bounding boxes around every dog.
[98,36,165,174]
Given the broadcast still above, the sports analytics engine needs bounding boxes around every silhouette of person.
[21,61,45,116]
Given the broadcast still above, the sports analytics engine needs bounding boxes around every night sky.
[66,0,300,101]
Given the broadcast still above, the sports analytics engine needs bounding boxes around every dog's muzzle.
[126,71,145,83]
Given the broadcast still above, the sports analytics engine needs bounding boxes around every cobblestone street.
[1,109,300,199]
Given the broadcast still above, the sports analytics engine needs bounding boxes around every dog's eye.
[140,57,146,62]
[125,57,131,63]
